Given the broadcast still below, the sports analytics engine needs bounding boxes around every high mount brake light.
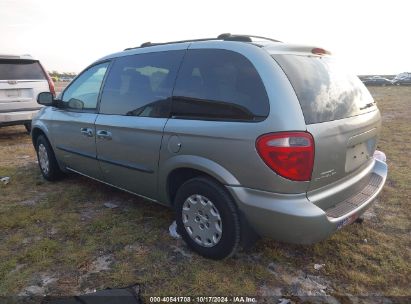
[256,132,315,181]
[312,48,331,55]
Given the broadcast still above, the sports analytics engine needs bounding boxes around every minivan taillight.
[39,62,56,97]
[256,132,315,181]
[46,74,56,97]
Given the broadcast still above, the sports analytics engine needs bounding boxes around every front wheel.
[35,135,63,181]
[175,177,241,259]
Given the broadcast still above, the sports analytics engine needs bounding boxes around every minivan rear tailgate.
[306,109,381,209]
[271,53,383,210]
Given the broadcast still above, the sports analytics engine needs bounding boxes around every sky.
[0,0,409,75]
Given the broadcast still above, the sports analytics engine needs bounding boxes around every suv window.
[62,62,109,111]
[0,59,46,80]
[172,49,269,121]
[99,51,184,118]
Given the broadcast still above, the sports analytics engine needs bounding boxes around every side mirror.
[37,92,55,106]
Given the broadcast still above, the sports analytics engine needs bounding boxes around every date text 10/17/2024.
[149,296,257,303]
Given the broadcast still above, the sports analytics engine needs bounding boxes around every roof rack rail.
[123,33,281,51]
[217,33,282,43]
[124,37,219,51]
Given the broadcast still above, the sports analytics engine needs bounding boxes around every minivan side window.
[62,62,109,111]
[172,49,269,121]
[99,51,184,118]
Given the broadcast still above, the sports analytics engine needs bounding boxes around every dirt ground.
[0,86,410,302]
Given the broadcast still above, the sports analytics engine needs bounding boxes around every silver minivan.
[32,34,388,259]
[0,54,54,131]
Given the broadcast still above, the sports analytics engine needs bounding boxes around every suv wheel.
[24,122,31,133]
[35,135,63,181]
[175,177,241,259]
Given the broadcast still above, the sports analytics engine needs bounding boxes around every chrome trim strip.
[56,146,153,174]
[65,167,160,204]
[98,156,154,174]
[56,145,96,160]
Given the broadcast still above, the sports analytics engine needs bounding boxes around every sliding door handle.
[96,130,112,140]
[80,127,94,137]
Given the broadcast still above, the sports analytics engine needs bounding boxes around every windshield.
[272,54,375,124]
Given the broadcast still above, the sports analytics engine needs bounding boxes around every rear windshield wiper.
[360,102,376,110]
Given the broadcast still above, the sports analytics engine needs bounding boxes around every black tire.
[24,122,31,133]
[35,135,63,181]
[174,177,241,259]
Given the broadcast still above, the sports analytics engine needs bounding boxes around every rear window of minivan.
[0,59,46,80]
[272,54,375,124]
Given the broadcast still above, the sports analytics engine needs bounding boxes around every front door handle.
[96,130,112,140]
[80,127,94,137]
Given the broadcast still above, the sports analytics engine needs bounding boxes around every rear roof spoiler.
[0,54,34,60]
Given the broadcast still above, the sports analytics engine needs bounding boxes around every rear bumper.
[227,152,388,244]
[0,110,39,126]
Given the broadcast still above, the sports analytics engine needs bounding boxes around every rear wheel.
[24,122,31,133]
[175,177,241,259]
[35,135,63,181]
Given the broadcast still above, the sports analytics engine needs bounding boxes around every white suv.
[0,54,54,132]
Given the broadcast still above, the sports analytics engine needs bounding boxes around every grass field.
[0,86,410,301]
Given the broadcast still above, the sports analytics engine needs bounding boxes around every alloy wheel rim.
[181,194,222,247]
[38,144,49,175]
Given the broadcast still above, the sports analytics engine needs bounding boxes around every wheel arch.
[31,126,48,149]
[159,155,240,206]
[31,124,66,173]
